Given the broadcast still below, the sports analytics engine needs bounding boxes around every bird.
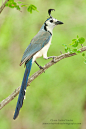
[13,9,63,120]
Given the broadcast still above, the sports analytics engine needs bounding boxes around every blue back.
[20,29,52,65]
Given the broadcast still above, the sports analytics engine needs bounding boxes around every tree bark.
[0,0,9,13]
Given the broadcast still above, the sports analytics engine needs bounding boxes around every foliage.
[5,0,38,13]
[82,51,86,64]
[62,36,86,63]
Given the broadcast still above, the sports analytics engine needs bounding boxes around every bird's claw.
[39,66,45,73]
[48,56,57,63]
[52,56,57,63]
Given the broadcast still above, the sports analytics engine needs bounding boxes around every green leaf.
[5,3,9,6]
[77,49,81,53]
[68,48,72,53]
[70,37,79,47]
[21,4,27,7]
[6,1,38,13]
[72,48,77,53]
[27,5,38,13]
[62,44,67,49]
[5,0,21,10]
[71,36,85,48]
[72,39,76,41]
[72,41,78,47]
[15,5,21,10]
[84,60,86,64]
[82,53,85,57]
[62,44,69,53]
[78,37,85,44]
[65,48,68,53]
[9,5,15,8]
[12,2,17,6]
[27,6,32,13]
[32,5,37,10]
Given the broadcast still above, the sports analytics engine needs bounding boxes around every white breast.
[32,37,52,63]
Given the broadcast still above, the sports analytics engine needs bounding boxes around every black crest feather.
[48,9,55,18]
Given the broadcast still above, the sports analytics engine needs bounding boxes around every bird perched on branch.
[13,9,63,120]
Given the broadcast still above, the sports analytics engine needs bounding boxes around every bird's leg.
[44,56,57,63]
[35,61,44,70]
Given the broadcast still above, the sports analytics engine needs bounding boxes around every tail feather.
[13,58,32,120]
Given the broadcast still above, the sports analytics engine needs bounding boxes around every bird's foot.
[39,65,45,73]
[35,61,45,73]
[47,56,57,63]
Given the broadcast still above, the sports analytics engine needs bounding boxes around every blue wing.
[20,30,52,66]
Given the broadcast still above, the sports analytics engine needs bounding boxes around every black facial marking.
[50,20,53,23]
[44,23,48,31]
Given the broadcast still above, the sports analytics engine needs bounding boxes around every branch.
[0,46,86,110]
[0,0,9,13]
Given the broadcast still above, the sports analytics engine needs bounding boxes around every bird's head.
[43,9,64,34]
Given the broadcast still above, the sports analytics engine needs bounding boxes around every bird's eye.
[50,20,53,23]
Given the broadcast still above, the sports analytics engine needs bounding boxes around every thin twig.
[0,0,9,13]
[0,46,86,110]
[81,44,83,47]
[60,51,62,54]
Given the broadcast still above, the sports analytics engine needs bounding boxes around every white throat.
[46,25,54,34]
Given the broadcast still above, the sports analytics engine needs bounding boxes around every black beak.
[55,21,64,25]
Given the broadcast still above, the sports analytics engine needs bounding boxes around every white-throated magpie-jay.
[13,9,63,120]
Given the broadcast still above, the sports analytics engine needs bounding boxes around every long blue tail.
[13,58,32,120]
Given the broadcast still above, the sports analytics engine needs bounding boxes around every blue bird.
[13,9,63,120]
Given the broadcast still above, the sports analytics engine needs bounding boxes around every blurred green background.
[0,0,86,129]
